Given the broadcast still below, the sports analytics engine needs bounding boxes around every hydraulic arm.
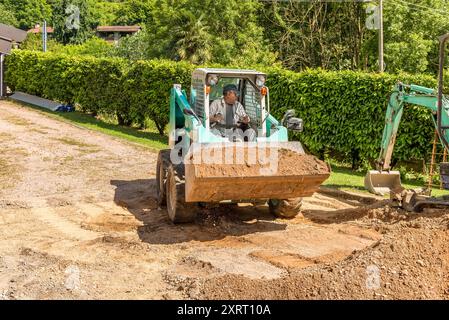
[376,83,441,171]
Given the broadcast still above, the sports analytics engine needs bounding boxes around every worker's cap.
[223,84,239,96]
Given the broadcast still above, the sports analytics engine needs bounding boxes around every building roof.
[193,68,266,77]
[0,23,28,42]
[27,26,54,34]
[96,26,141,33]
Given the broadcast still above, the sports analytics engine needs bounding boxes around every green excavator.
[365,33,449,211]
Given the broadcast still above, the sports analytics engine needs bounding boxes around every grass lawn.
[12,100,449,197]
[324,164,449,197]
[12,100,168,151]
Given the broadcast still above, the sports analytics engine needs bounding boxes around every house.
[96,26,141,45]
[27,24,54,35]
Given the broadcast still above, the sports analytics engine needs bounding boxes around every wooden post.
[441,147,448,189]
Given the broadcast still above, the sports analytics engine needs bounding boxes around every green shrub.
[4,50,444,166]
[264,67,438,166]
[123,60,195,133]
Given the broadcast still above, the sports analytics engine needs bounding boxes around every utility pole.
[0,53,4,98]
[42,20,47,53]
[379,0,384,72]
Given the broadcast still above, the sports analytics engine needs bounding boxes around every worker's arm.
[209,100,224,123]
[235,102,250,124]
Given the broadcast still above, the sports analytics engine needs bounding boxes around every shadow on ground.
[110,179,287,245]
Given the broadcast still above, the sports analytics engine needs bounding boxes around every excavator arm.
[377,83,439,171]
[365,83,443,195]
[365,33,449,211]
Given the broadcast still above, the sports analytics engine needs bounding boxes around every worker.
[209,84,256,142]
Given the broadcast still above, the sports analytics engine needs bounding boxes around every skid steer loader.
[365,33,449,210]
[156,68,330,223]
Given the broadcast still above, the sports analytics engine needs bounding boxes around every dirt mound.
[191,147,329,178]
[193,210,449,300]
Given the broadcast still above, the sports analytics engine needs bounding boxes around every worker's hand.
[211,113,223,122]
[241,115,250,124]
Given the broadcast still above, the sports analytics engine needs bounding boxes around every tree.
[114,0,155,25]
[144,0,276,65]
[258,0,369,71]
[172,12,211,64]
[112,28,151,61]
[0,0,51,29]
[92,1,125,26]
[381,0,449,74]
[0,3,18,27]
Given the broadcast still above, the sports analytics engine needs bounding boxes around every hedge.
[4,50,442,166]
[264,67,439,166]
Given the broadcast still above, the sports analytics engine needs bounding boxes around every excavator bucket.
[184,142,330,202]
[364,170,402,196]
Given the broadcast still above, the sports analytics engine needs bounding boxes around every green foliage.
[381,0,449,74]
[4,50,194,134]
[144,0,276,66]
[0,2,18,26]
[264,67,438,165]
[5,50,444,165]
[123,59,194,133]
[258,0,369,71]
[92,0,124,26]
[113,0,155,25]
[0,0,52,29]
[20,33,65,52]
[55,37,113,56]
[111,28,151,61]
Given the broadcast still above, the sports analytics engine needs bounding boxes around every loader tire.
[268,198,303,218]
[166,164,197,223]
[156,149,171,207]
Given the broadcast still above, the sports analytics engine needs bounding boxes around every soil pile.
[191,147,330,178]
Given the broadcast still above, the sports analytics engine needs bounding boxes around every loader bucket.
[364,170,402,196]
[184,142,330,202]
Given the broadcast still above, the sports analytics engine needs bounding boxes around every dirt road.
[1,100,448,299]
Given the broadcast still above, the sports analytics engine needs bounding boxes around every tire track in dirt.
[29,198,100,242]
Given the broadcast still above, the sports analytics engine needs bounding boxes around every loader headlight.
[207,74,219,86]
[256,75,266,88]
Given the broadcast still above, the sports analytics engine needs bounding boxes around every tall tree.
[0,0,52,29]
[258,0,368,71]
[382,0,449,74]
[114,0,155,26]
[144,0,276,65]
[0,2,18,27]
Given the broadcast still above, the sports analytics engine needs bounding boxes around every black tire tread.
[156,149,171,206]
[166,164,197,223]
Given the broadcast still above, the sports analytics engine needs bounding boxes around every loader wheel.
[166,164,197,223]
[268,198,303,218]
[156,149,171,206]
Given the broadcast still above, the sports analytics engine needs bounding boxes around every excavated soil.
[193,147,330,177]
[1,100,449,300]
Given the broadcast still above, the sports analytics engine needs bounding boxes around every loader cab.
[190,68,269,137]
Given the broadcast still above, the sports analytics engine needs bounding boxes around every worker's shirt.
[209,98,249,127]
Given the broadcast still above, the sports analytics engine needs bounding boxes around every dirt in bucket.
[190,147,330,178]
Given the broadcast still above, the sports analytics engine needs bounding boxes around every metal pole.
[43,20,47,53]
[0,53,4,98]
[379,0,384,72]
